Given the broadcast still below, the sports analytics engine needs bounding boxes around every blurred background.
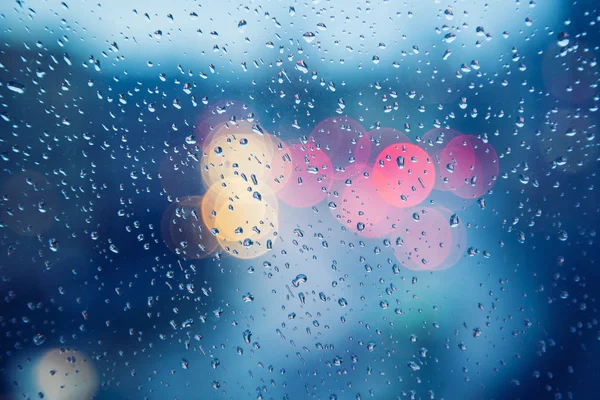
[0,0,598,399]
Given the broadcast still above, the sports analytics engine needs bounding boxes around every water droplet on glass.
[292,274,308,287]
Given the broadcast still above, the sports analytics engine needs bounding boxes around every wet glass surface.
[0,1,599,399]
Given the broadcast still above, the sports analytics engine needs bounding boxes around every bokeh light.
[200,179,279,259]
[270,143,334,208]
[200,120,278,187]
[437,135,478,192]
[421,129,499,199]
[328,165,403,238]
[419,127,466,191]
[372,143,435,208]
[215,211,278,260]
[308,116,368,176]
[362,127,411,165]
[213,191,278,242]
[35,348,98,400]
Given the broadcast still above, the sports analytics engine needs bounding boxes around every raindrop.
[292,274,308,287]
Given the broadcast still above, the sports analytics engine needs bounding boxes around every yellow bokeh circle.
[200,178,279,259]
[214,196,278,241]
[200,121,279,187]
[217,230,277,259]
